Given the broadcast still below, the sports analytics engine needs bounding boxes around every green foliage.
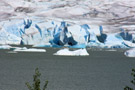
[124,69,135,90]
[43,81,49,90]
[26,68,48,90]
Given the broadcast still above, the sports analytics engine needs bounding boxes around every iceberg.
[53,48,89,56]
[13,47,46,52]
[124,48,135,57]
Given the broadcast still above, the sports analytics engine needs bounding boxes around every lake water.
[0,48,135,90]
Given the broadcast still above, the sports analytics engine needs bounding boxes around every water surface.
[0,48,134,90]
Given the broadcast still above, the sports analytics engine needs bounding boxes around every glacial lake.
[0,47,134,90]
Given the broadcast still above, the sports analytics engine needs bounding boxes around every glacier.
[0,0,135,49]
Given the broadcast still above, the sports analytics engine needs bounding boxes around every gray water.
[0,48,135,90]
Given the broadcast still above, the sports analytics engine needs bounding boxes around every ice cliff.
[0,18,135,48]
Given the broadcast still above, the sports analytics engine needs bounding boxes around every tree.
[26,68,48,90]
[124,69,135,90]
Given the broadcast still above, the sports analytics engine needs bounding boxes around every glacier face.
[0,18,135,49]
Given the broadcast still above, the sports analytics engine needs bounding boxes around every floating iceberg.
[54,48,89,56]
[124,48,135,57]
[13,47,46,52]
